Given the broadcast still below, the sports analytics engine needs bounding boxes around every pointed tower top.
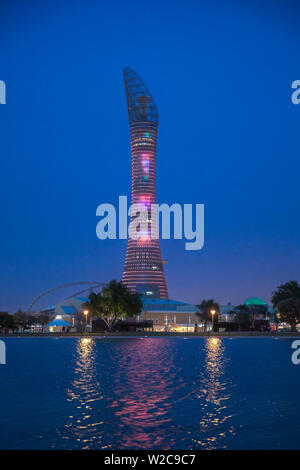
[123,67,158,125]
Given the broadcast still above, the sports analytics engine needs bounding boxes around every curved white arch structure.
[28,281,106,313]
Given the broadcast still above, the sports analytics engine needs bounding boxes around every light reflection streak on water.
[192,337,235,449]
[108,338,185,449]
[59,338,105,449]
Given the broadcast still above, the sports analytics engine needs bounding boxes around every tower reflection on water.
[108,338,185,449]
[61,338,186,449]
[192,337,235,449]
[62,338,106,449]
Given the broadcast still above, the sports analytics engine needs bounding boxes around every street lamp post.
[83,310,89,333]
[187,315,191,334]
[211,310,216,332]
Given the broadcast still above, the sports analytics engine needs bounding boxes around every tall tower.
[122,67,168,299]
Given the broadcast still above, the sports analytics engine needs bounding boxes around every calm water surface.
[0,336,299,449]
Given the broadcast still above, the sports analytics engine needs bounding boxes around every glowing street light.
[211,309,216,331]
[83,310,89,333]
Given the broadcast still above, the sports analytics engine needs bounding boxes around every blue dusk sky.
[1,0,300,312]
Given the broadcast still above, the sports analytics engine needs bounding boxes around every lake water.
[0,336,299,450]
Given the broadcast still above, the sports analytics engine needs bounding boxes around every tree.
[247,304,268,329]
[83,280,143,331]
[276,298,300,332]
[0,312,15,332]
[272,281,300,331]
[36,314,50,326]
[14,309,28,331]
[234,305,251,330]
[196,299,220,332]
[272,281,300,307]
[27,315,38,326]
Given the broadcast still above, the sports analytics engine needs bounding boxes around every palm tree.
[196,299,220,332]
[83,280,143,331]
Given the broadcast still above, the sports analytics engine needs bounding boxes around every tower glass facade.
[122,67,168,299]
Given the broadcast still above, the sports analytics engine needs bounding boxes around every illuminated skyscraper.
[122,67,168,299]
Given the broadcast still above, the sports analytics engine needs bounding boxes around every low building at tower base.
[140,298,201,332]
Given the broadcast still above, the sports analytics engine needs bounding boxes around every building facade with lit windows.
[122,67,168,299]
[141,298,201,332]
